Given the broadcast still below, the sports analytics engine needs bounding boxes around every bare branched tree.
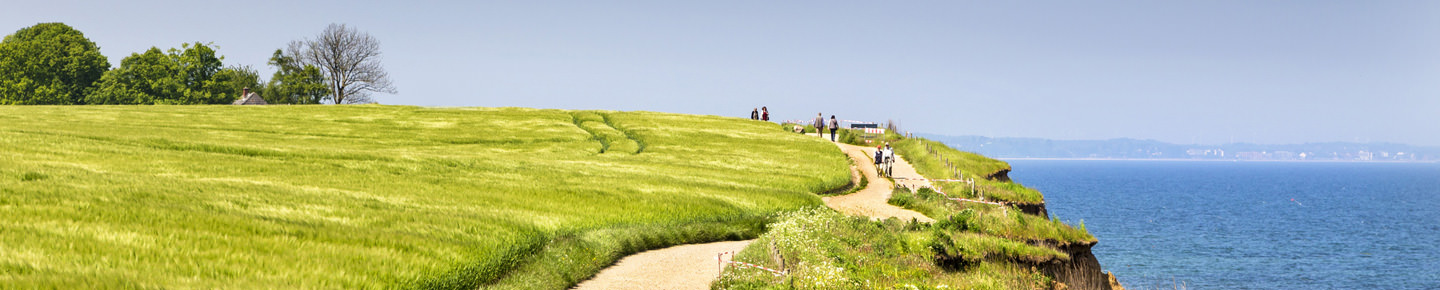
[289,23,395,104]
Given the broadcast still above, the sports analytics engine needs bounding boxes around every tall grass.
[713,208,1053,290]
[718,134,1098,290]
[0,105,849,288]
[892,138,1045,204]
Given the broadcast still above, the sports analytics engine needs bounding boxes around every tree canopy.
[261,49,328,104]
[86,42,254,105]
[0,22,396,106]
[0,23,110,105]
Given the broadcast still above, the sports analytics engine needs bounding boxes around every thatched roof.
[232,92,268,105]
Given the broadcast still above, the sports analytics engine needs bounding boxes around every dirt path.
[571,240,752,290]
[573,135,930,289]
[822,141,935,223]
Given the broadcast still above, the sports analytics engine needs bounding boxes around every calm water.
[1006,160,1440,290]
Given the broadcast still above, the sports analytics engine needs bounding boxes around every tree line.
[0,23,394,105]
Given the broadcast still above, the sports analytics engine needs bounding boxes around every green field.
[0,105,851,288]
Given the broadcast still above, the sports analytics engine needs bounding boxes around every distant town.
[921,134,1440,162]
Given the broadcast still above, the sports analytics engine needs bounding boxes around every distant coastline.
[918,133,1440,162]
[1000,157,1440,163]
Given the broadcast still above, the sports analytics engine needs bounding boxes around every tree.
[86,42,234,104]
[289,23,396,104]
[206,65,261,100]
[261,49,328,104]
[0,23,110,105]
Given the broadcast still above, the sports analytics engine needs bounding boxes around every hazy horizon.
[5,1,1438,146]
[918,132,1440,148]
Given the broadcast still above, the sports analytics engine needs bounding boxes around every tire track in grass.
[599,112,644,154]
[569,112,609,154]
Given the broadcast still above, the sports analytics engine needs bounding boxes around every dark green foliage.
[261,49,328,104]
[85,42,239,104]
[0,23,110,105]
[836,128,860,145]
[929,230,978,270]
[207,65,262,100]
[19,172,48,182]
[934,208,979,232]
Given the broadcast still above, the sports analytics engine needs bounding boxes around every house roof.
[232,92,268,105]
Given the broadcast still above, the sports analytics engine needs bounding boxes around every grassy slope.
[0,105,849,289]
[716,134,1093,290]
[892,138,1044,204]
[713,208,1054,290]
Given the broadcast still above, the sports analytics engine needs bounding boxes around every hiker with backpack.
[874,145,884,175]
[828,115,839,142]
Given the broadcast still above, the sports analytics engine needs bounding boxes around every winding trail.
[822,141,935,222]
[571,135,931,289]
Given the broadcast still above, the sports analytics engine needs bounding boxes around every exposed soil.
[1034,242,1115,290]
[985,168,1012,182]
[1015,202,1049,217]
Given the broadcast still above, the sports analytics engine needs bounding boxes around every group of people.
[874,143,895,177]
[749,107,769,121]
[812,113,840,142]
[744,106,894,176]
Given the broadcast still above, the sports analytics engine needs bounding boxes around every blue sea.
[1006,160,1440,290]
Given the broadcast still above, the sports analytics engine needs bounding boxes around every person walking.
[875,142,887,176]
[828,115,839,142]
[874,145,884,174]
[750,108,759,120]
[760,107,769,121]
[813,113,825,139]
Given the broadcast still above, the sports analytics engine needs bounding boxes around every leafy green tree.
[206,65,261,101]
[85,48,176,105]
[261,49,328,104]
[87,42,236,104]
[0,23,110,105]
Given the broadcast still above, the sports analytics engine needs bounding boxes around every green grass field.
[0,105,850,289]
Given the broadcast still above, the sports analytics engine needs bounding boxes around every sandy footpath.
[571,240,753,290]
[572,134,932,289]
[822,141,935,223]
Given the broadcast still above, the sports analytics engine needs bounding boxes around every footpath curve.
[572,135,930,289]
[822,141,935,223]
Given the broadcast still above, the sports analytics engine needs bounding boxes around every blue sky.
[5,1,1438,146]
